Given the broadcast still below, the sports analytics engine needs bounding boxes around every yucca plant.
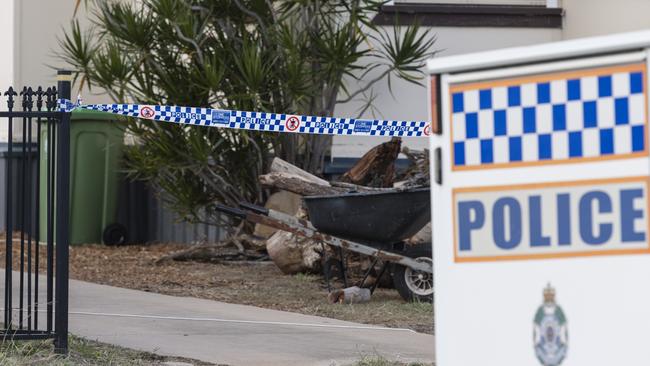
[59,0,435,229]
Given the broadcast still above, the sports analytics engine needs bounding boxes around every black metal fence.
[1,71,71,353]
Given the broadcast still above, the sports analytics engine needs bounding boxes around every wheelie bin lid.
[71,109,121,121]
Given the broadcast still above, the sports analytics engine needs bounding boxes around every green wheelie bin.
[39,109,126,245]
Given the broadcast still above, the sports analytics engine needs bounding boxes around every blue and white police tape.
[58,99,431,137]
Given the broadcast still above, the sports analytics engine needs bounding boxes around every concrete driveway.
[3,272,435,365]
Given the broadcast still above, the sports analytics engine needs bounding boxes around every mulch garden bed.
[0,239,433,334]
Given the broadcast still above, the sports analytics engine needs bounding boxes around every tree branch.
[232,0,268,35]
[172,24,204,65]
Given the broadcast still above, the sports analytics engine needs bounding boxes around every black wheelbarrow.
[216,187,433,302]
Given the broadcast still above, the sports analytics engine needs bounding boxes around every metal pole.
[54,70,71,354]
[34,86,43,331]
[46,87,55,333]
[4,87,17,328]
[19,88,27,330]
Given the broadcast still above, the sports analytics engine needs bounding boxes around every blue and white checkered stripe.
[57,100,429,137]
[451,68,647,168]
[83,103,140,117]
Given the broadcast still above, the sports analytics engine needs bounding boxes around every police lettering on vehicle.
[454,177,650,261]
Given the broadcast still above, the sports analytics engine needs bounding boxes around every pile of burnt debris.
[160,137,431,302]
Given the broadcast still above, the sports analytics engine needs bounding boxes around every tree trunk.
[260,158,396,196]
[268,157,330,185]
[259,172,346,196]
[340,137,402,188]
[266,219,322,274]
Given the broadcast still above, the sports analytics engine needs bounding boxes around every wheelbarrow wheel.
[392,242,433,303]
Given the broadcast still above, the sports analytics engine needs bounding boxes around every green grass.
[401,300,434,313]
[0,334,214,365]
[293,273,320,282]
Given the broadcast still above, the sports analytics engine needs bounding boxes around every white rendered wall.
[0,0,16,142]
[335,0,650,159]
[0,0,15,91]
[562,0,650,40]
[7,1,98,142]
[333,26,561,157]
[15,0,90,95]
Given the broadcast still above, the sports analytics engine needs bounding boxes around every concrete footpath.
[3,272,435,365]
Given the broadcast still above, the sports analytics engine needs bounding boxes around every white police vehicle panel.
[428,30,650,366]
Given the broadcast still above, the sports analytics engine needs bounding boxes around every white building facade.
[334,0,650,157]
[4,0,650,152]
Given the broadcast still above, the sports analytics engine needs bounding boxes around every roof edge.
[427,29,650,74]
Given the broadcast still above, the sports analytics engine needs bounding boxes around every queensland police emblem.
[533,284,568,366]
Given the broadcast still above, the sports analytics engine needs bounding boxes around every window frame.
[372,2,564,28]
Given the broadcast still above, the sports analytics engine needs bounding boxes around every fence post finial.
[3,87,17,110]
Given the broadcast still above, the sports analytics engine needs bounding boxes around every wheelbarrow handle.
[239,201,269,216]
[214,204,248,219]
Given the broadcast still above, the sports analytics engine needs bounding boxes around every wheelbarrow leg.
[370,262,390,295]
[359,257,380,288]
[337,247,348,288]
[321,243,332,293]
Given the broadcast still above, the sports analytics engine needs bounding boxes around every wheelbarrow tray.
[214,194,433,273]
[303,187,430,244]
